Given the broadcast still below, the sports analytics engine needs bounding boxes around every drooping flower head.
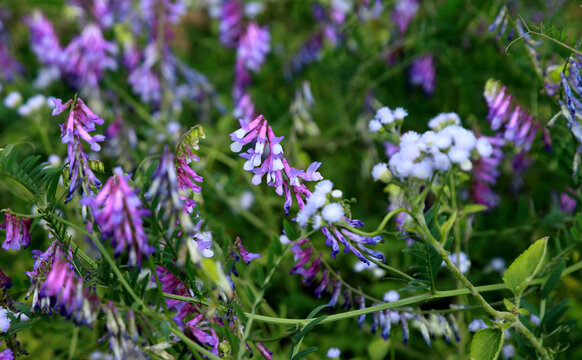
[90,167,153,267]
[219,0,244,48]
[236,22,270,73]
[25,11,63,67]
[0,212,31,251]
[52,97,105,201]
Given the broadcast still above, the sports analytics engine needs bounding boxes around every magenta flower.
[0,268,11,290]
[39,257,99,326]
[25,11,62,67]
[0,212,31,251]
[0,348,13,360]
[219,0,244,48]
[90,167,153,267]
[392,0,420,34]
[255,342,273,360]
[62,24,117,88]
[236,22,270,72]
[471,136,505,209]
[410,55,436,95]
[25,240,61,314]
[52,97,105,201]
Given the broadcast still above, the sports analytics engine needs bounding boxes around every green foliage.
[470,328,504,360]
[503,237,549,299]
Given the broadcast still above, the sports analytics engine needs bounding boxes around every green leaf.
[542,261,565,299]
[463,204,488,215]
[291,347,318,360]
[503,298,514,312]
[503,237,548,298]
[470,328,504,360]
[440,210,457,240]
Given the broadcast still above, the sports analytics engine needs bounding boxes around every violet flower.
[25,240,61,314]
[559,57,582,145]
[0,43,23,82]
[392,0,419,34]
[52,97,105,201]
[39,257,99,326]
[236,22,270,72]
[410,55,436,95]
[255,342,273,360]
[233,237,261,264]
[0,348,13,360]
[471,136,505,209]
[0,268,11,290]
[25,11,62,67]
[230,115,323,214]
[90,167,153,267]
[220,0,244,48]
[0,212,31,251]
[62,24,117,88]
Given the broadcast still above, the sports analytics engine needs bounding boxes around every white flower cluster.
[369,106,408,132]
[386,113,492,181]
[296,180,344,229]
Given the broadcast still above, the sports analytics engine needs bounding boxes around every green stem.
[514,321,551,360]
[340,207,411,237]
[369,257,415,282]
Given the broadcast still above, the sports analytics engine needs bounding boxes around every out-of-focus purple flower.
[39,258,99,326]
[233,92,256,124]
[290,33,324,75]
[142,0,186,26]
[443,251,471,274]
[62,24,117,88]
[220,0,244,48]
[0,212,31,251]
[128,62,162,104]
[471,136,504,209]
[410,55,436,95]
[559,191,577,213]
[255,342,273,360]
[90,167,153,267]
[0,348,13,360]
[0,43,23,82]
[233,237,261,264]
[52,97,105,201]
[559,57,582,145]
[330,0,352,24]
[25,11,62,67]
[236,22,270,72]
[392,0,419,34]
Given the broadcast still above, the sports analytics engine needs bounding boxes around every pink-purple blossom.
[410,55,436,95]
[0,212,31,251]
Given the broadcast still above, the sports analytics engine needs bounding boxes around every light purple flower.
[220,0,244,48]
[234,237,261,264]
[255,342,273,360]
[471,136,504,209]
[410,55,436,95]
[0,212,31,251]
[0,348,13,360]
[236,22,270,72]
[392,0,419,34]
[90,167,153,267]
[25,11,62,67]
[62,24,117,88]
[52,97,105,201]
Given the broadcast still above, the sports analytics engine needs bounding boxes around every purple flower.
[39,257,99,326]
[471,136,504,209]
[186,314,219,352]
[90,167,153,266]
[558,191,577,213]
[62,24,117,88]
[392,0,419,34]
[141,0,186,27]
[52,97,105,201]
[0,212,31,251]
[236,22,270,72]
[0,43,23,82]
[220,0,244,48]
[0,348,13,360]
[234,237,261,264]
[25,11,62,67]
[559,57,582,144]
[104,302,147,359]
[410,55,436,95]
[230,115,323,213]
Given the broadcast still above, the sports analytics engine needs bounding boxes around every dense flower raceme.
[88,167,154,267]
[51,97,105,201]
[103,302,147,360]
[24,240,99,326]
[25,11,63,67]
[219,0,244,48]
[230,115,323,214]
[559,56,582,145]
[0,212,31,251]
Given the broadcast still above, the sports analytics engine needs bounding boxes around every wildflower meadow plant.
[1,1,582,359]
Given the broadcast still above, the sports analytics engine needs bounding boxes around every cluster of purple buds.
[230,115,323,215]
[24,240,60,314]
[410,55,436,95]
[52,97,105,201]
[484,80,539,151]
[176,126,205,215]
[392,0,420,34]
[0,212,31,251]
[39,257,99,326]
[103,302,147,360]
[89,167,153,267]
